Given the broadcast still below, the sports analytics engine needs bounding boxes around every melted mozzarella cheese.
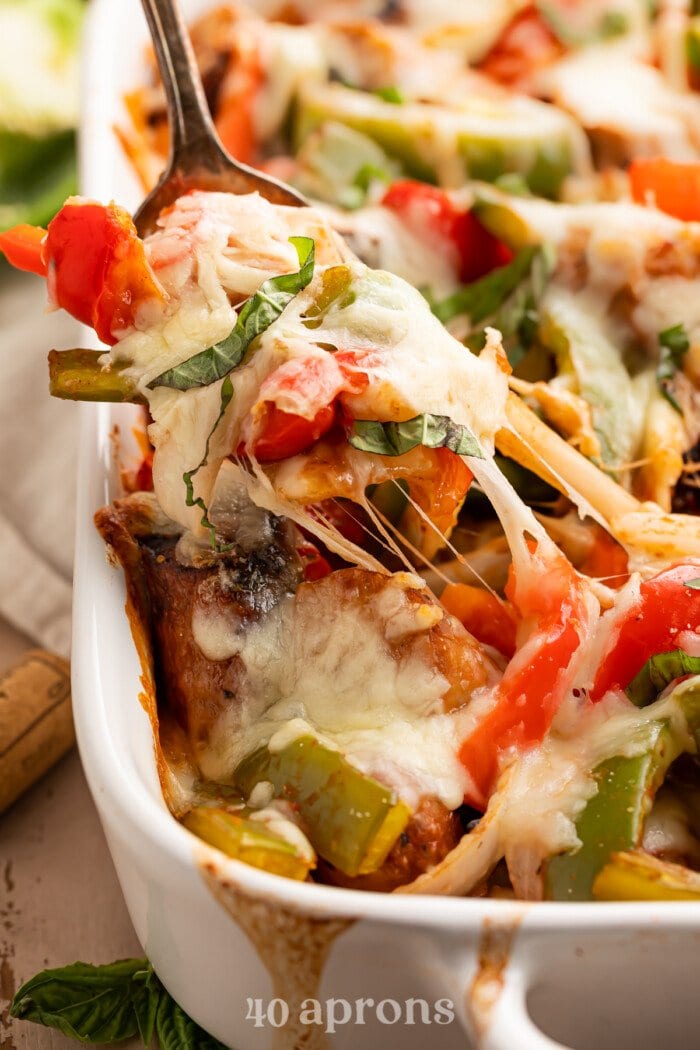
[250,268,509,440]
[109,191,508,538]
[191,571,492,809]
[539,44,700,158]
[253,24,327,142]
[642,788,700,866]
[322,203,461,299]
[251,0,529,63]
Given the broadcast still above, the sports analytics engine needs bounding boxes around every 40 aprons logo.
[245,996,456,1033]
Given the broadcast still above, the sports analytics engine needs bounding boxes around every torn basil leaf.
[657,323,690,413]
[431,247,538,327]
[10,958,226,1049]
[349,413,484,458]
[149,236,315,391]
[626,648,700,708]
[183,376,234,550]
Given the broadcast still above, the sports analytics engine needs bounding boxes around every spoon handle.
[140,0,226,170]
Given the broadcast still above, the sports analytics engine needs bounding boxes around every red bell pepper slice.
[296,539,332,582]
[45,200,165,344]
[215,39,262,165]
[251,351,369,462]
[441,583,517,659]
[629,158,700,222]
[0,200,165,345]
[0,224,48,276]
[591,562,700,701]
[381,180,513,284]
[478,5,564,87]
[253,403,337,462]
[459,543,590,808]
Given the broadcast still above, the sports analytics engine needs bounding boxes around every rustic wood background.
[0,629,141,1049]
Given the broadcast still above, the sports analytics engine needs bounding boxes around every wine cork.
[0,649,74,814]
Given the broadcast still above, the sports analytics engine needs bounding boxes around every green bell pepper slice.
[537,289,639,471]
[182,806,313,881]
[300,264,354,329]
[545,721,681,901]
[294,83,584,198]
[234,735,411,877]
[48,349,145,404]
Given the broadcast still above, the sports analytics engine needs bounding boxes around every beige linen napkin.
[0,267,78,659]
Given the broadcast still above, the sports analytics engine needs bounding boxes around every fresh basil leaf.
[149,237,315,391]
[131,965,162,1045]
[657,323,689,414]
[10,959,145,1043]
[349,413,484,458]
[11,958,228,1049]
[432,247,538,326]
[374,85,404,104]
[626,649,700,708]
[183,376,234,550]
[685,578,700,589]
[155,991,227,1050]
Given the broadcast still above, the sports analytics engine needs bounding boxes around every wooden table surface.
[0,633,141,1049]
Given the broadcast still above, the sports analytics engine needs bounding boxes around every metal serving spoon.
[134,0,306,236]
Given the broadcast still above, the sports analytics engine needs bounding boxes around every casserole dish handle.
[469,965,570,1050]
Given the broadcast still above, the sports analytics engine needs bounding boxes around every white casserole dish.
[73,2,700,1047]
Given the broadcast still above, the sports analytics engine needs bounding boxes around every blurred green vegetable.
[0,129,76,231]
[295,82,585,198]
[657,323,689,414]
[0,0,83,232]
[432,248,538,327]
[293,121,398,209]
